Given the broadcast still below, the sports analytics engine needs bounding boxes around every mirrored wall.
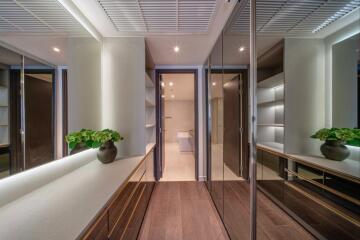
[0,45,55,179]
[205,1,360,239]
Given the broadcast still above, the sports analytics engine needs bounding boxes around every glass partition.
[255,1,360,239]
[0,46,22,178]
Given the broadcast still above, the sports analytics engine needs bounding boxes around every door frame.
[155,69,199,181]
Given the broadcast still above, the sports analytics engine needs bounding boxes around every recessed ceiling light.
[171,94,175,98]
[174,46,180,53]
[53,47,60,53]
[239,47,245,52]
[169,82,174,86]
[212,82,216,86]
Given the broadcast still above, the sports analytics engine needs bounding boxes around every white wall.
[68,37,101,133]
[332,37,358,128]
[324,21,360,160]
[324,21,360,127]
[102,37,146,158]
[284,38,325,155]
[164,100,194,143]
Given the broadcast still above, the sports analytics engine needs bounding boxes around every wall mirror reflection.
[332,32,360,129]
[0,0,100,180]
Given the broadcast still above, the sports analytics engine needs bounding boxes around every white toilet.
[177,131,193,152]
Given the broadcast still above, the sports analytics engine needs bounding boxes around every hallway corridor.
[138,182,229,240]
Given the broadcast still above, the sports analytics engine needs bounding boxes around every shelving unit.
[0,67,9,147]
[145,71,156,146]
[257,41,284,152]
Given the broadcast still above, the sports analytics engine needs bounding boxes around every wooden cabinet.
[81,211,109,240]
[79,149,155,240]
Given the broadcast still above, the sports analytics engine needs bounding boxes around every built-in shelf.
[145,124,155,128]
[145,73,154,88]
[257,99,283,107]
[145,99,155,107]
[257,123,284,127]
[257,142,284,152]
[258,72,284,88]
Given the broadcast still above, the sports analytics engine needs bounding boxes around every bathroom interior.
[160,73,196,181]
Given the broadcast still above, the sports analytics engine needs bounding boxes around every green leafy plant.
[65,129,123,150]
[311,128,360,146]
[91,129,123,148]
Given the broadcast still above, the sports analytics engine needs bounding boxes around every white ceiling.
[0,0,88,35]
[162,73,194,101]
[0,35,68,65]
[0,0,358,66]
[70,0,237,65]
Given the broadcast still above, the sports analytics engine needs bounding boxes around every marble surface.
[0,144,155,240]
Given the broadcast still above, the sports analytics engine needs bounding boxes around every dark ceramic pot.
[70,143,89,155]
[320,140,350,161]
[97,141,117,164]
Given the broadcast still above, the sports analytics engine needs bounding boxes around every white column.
[101,37,146,158]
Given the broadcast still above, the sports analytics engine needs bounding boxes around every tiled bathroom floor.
[160,143,195,181]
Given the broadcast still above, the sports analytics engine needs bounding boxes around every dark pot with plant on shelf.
[311,128,360,161]
[91,129,124,164]
[65,129,93,155]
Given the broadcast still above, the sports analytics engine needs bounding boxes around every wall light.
[212,82,216,86]
[169,82,174,86]
[239,47,245,52]
[273,84,284,91]
[161,82,165,87]
[171,94,175,98]
[161,95,165,98]
[53,47,61,53]
[174,46,180,53]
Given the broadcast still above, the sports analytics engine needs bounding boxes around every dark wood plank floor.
[138,182,229,240]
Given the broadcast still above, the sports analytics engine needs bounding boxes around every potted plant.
[65,129,124,164]
[65,129,94,155]
[311,128,358,161]
[92,129,124,164]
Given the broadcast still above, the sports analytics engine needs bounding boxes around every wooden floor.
[138,181,229,240]
[220,181,316,240]
[139,181,317,240]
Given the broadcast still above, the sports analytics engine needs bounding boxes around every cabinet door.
[82,211,109,240]
[109,180,146,240]
[122,181,155,240]
[108,161,146,232]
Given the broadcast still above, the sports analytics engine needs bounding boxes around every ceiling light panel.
[97,0,217,33]
[0,0,89,35]
[228,0,360,35]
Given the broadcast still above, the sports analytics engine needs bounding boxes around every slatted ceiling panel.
[98,0,217,33]
[0,0,88,35]
[98,0,146,31]
[178,0,216,32]
[229,0,360,34]
[140,0,177,32]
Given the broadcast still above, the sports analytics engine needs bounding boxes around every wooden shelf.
[258,72,284,88]
[258,99,283,107]
[257,123,284,127]
[145,73,154,88]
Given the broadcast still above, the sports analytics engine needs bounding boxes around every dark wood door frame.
[155,69,199,181]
